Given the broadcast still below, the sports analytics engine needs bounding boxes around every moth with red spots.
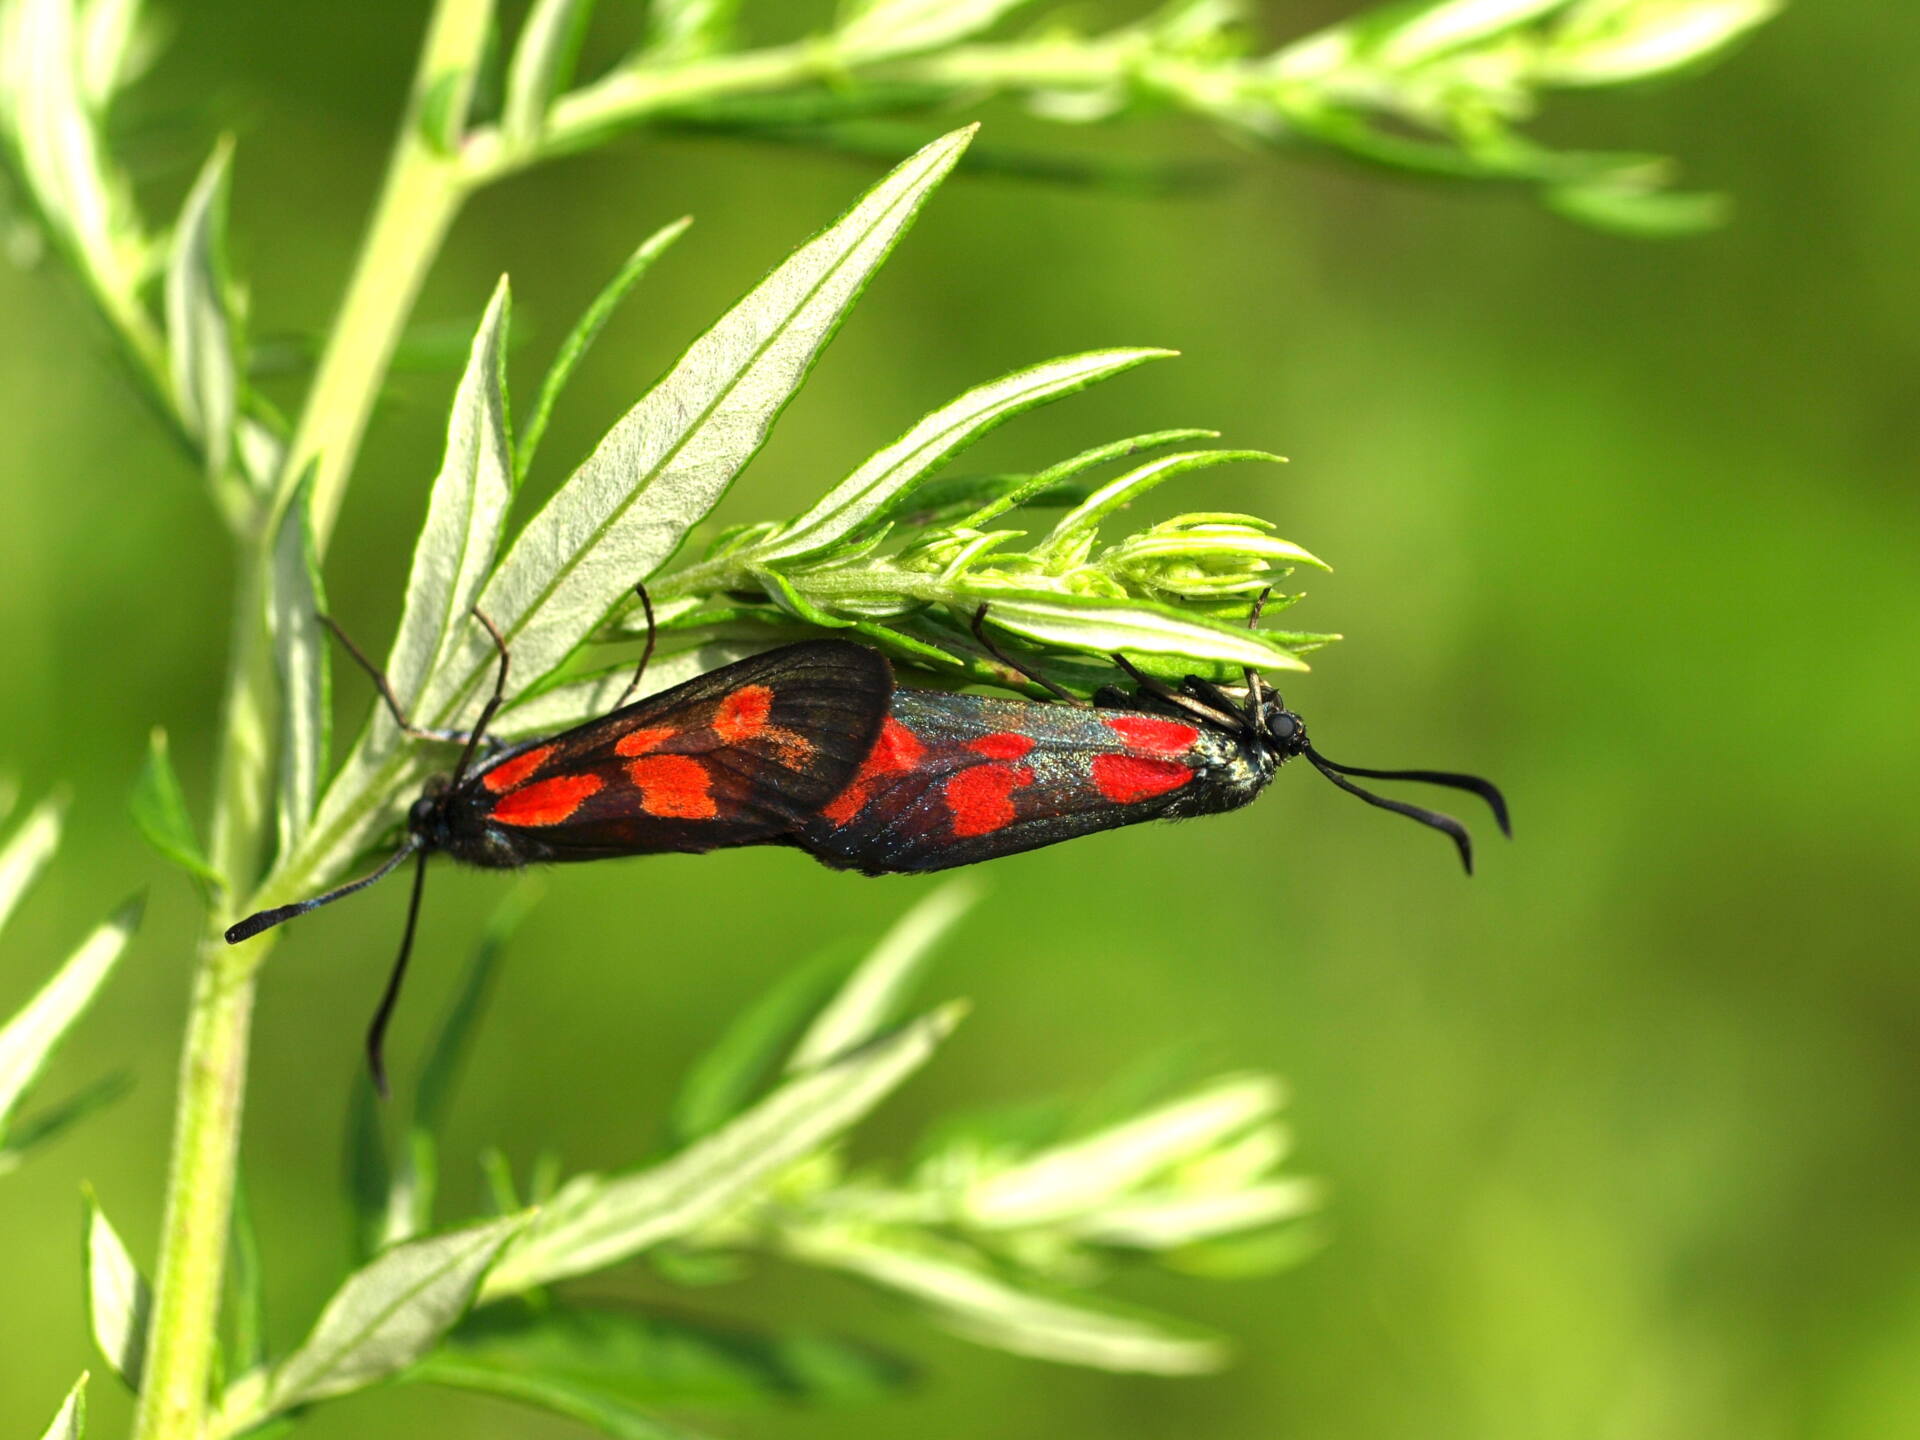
[226,613,892,1091]
[791,658,1510,876]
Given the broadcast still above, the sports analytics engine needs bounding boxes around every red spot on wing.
[968,732,1035,760]
[713,685,772,742]
[1091,753,1193,804]
[821,718,924,826]
[481,744,555,794]
[627,754,717,819]
[945,763,1035,837]
[1106,716,1201,754]
[615,726,676,757]
[489,772,603,826]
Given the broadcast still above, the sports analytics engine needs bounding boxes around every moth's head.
[1254,691,1309,760]
[407,778,451,844]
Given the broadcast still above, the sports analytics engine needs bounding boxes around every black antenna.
[1305,747,1511,875]
[364,848,431,1099]
[224,841,419,944]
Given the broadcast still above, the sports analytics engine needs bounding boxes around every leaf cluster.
[82,883,1315,1438]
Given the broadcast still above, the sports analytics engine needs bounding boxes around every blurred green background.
[4,3,1918,1437]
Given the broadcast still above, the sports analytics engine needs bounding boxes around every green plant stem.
[129,930,266,1440]
[133,6,494,1438]
[279,0,493,545]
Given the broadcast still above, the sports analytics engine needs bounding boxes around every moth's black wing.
[461,641,893,860]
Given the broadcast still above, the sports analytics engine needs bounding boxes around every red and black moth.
[227,598,1506,1090]
[788,644,1510,877]
[225,605,893,1092]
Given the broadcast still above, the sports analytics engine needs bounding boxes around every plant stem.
[279,0,493,546]
[133,6,494,1437]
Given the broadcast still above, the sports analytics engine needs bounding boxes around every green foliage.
[0,796,139,1173]
[0,1,1785,1438]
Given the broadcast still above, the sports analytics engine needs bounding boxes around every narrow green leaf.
[1035,450,1285,560]
[518,219,693,487]
[229,1171,268,1373]
[85,1191,152,1390]
[0,896,139,1133]
[1543,0,1782,86]
[788,880,978,1073]
[38,1373,87,1440]
[129,728,220,892]
[269,473,330,855]
[166,137,239,479]
[483,1004,965,1298]
[503,0,593,146]
[836,0,1038,61]
[395,883,540,1234]
[442,128,977,727]
[764,349,1175,563]
[1372,0,1564,66]
[479,1147,521,1215]
[377,277,514,741]
[344,1074,391,1262]
[416,1305,910,1423]
[78,0,142,111]
[1075,1179,1321,1249]
[418,1353,711,1439]
[646,0,742,59]
[964,589,1314,672]
[669,949,855,1146]
[781,1225,1227,1373]
[263,1214,527,1415]
[0,1071,130,1171]
[415,882,536,1135]
[958,428,1220,531]
[0,793,64,937]
[967,1074,1285,1228]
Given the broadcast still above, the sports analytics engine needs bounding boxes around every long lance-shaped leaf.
[1033,449,1285,562]
[760,347,1174,563]
[380,276,515,732]
[0,793,64,937]
[787,879,978,1072]
[965,1074,1285,1228]
[260,1214,526,1416]
[0,897,140,1133]
[285,131,973,890]
[481,1004,964,1299]
[433,127,976,728]
[84,1192,151,1389]
[779,1225,1227,1373]
[165,137,238,480]
[268,475,329,853]
[38,1373,87,1440]
[502,0,593,147]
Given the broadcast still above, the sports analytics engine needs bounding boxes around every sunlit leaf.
[37,1373,87,1440]
[787,879,978,1072]
[1073,1179,1321,1248]
[0,1071,130,1171]
[782,1225,1226,1373]
[268,473,329,854]
[503,0,594,146]
[763,349,1175,563]
[77,0,142,110]
[165,137,239,479]
[966,1075,1284,1228]
[836,0,1038,61]
[0,793,64,937]
[263,1214,526,1414]
[646,0,742,59]
[1035,450,1284,560]
[484,1004,965,1298]
[85,1192,151,1389]
[957,428,1221,530]
[0,896,139,1134]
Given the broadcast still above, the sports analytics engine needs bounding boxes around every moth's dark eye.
[1269,713,1300,743]
[408,795,438,831]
